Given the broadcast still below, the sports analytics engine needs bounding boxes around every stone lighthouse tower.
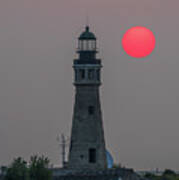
[68,26,107,171]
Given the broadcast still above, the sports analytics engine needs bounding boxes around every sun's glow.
[122,26,156,58]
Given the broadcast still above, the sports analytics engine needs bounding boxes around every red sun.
[122,26,156,58]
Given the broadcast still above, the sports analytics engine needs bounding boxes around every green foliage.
[144,169,179,180]
[29,155,52,180]
[144,173,155,178]
[4,155,52,180]
[5,157,29,180]
[144,174,161,180]
[112,163,121,169]
[161,169,177,180]
[163,169,176,176]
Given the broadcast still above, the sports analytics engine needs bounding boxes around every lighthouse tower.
[68,26,107,170]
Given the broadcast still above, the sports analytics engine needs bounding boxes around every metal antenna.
[86,13,89,27]
[57,133,70,167]
[85,6,90,27]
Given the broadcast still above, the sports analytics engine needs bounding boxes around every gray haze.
[0,0,179,171]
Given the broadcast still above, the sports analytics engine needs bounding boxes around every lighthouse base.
[52,168,145,180]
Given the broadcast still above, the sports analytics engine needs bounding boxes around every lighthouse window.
[75,69,77,81]
[89,148,96,163]
[88,106,94,115]
[80,69,85,79]
[97,69,100,81]
[88,69,94,80]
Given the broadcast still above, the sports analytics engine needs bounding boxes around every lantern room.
[78,26,97,52]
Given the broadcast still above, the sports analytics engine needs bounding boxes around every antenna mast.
[85,5,90,27]
[86,14,89,27]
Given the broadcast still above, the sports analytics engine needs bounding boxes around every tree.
[144,173,154,178]
[5,157,29,180]
[163,169,176,176]
[4,155,52,180]
[112,163,122,169]
[29,155,52,180]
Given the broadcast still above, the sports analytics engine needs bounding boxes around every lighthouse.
[68,26,107,170]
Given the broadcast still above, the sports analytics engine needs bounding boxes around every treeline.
[145,169,179,180]
[1,155,52,180]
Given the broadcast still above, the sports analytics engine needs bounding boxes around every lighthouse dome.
[79,26,96,40]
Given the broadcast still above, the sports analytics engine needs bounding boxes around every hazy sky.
[0,0,179,171]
